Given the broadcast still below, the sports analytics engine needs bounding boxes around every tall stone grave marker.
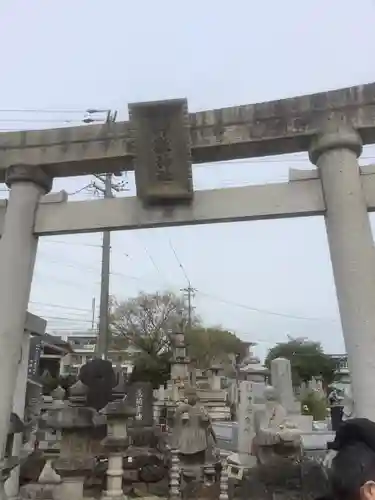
[237,380,266,465]
[125,382,154,427]
[271,358,299,414]
[270,357,313,430]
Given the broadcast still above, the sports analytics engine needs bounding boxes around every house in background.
[59,330,138,376]
[26,332,73,420]
[28,334,73,380]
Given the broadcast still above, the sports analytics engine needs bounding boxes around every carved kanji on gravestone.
[125,382,153,427]
[128,98,193,206]
[79,359,116,411]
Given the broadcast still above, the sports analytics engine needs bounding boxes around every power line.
[167,238,196,336]
[137,237,163,276]
[0,118,88,124]
[42,239,101,249]
[38,316,92,324]
[30,301,92,313]
[34,263,338,325]
[36,252,164,285]
[195,290,338,323]
[36,247,338,323]
[31,308,93,319]
[169,239,191,286]
[0,108,89,114]
[66,183,95,196]
[34,272,100,289]
[36,237,340,324]
[132,233,172,289]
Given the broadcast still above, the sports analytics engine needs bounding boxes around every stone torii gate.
[1,83,375,462]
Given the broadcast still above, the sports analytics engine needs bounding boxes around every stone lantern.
[208,363,224,391]
[170,331,190,401]
[48,379,104,500]
[100,399,136,500]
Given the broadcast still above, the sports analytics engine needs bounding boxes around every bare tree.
[110,291,196,354]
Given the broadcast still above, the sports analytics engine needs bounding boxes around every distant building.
[28,334,73,381]
[26,333,73,420]
[59,330,138,376]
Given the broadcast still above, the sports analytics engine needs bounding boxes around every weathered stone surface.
[128,426,167,453]
[5,164,53,192]
[128,98,193,205]
[2,83,375,179]
[38,461,61,484]
[126,382,154,427]
[20,484,56,500]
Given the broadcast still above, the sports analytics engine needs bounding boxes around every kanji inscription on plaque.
[128,98,193,205]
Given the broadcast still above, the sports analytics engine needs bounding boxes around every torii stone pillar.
[5,313,47,500]
[310,124,375,420]
[0,165,52,469]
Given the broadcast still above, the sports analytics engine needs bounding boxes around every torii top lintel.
[0,82,375,182]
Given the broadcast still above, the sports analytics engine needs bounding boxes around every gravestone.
[227,380,266,479]
[125,382,154,427]
[271,358,299,414]
[270,358,313,431]
[237,381,265,466]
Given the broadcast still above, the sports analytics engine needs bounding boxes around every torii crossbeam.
[0,83,375,178]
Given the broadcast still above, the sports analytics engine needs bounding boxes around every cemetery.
[1,81,375,498]
[3,325,340,500]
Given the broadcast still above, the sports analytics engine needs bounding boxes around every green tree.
[301,391,328,421]
[265,338,336,388]
[186,327,247,371]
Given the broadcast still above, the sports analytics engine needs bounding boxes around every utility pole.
[96,173,113,359]
[181,284,196,333]
[91,110,127,359]
[91,297,96,330]
[181,284,196,387]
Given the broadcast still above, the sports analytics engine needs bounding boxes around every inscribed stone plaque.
[128,98,193,205]
[125,382,153,427]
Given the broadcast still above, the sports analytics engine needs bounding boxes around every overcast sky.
[1,0,375,359]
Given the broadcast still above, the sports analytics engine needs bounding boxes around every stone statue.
[171,388,217,470]
[252,385,302,465]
